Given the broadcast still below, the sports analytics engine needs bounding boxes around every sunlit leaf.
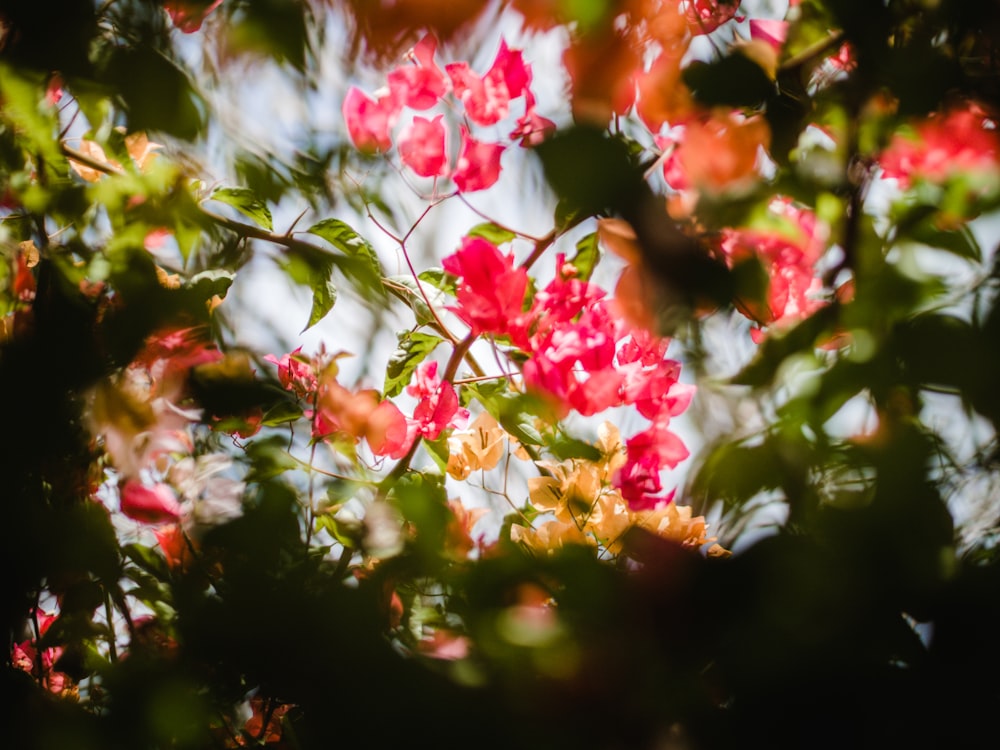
[384,331,443,397]
[467,222,517,245]
[210,187,274,230]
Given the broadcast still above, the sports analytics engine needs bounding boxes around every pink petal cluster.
[89,326,220,483]
[442,240,693,509]
[406,361,467,441]
[683,0,745,35]
[264,346,318,398]
[164,0,224,33]
[718,197,828,341]
[11,610,72,695]
[879,102,1000,190]
[442,236,529,336]
[342,33,554,192]
[120,480,182,525]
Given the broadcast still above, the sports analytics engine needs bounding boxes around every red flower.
[452,127,504,192]
[446,38,530,126]
[164,0,223,33]
[342,86,398,154]
[120,480,182,525]
[398,115,449,178]
[387,33,449,110]
[442,236,527,335]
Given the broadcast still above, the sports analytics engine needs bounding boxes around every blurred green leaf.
[384,331,443,398]
[209,187,274,230]
[467,222,517,245]
[568,231,601,281]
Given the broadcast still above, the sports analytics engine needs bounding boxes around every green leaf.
[305,259,337,332]
[549,435,602,463]
[187,269,234,300]
[210,187,273,230]
[418,267,458,296]
[568,231,601,281]
[900,218,982,262]
[467,222,517,245]
[385,274,449,327]
[384,331,443,397]
[388,472,449,564]
[307,217,384,279]
[277,252,338,332]
[244,435,299,482]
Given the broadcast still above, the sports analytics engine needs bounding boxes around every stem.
[378,331,478,495]
[305,439,318,549]
[779,31,846,73]
[104,589,118,662]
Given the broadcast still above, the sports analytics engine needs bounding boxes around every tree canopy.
[3,1,1000,748]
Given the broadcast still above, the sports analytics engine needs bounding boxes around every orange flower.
[677,110,771,192]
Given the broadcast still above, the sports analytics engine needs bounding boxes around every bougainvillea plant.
[3,1,1000,748]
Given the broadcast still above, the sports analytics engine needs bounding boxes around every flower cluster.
[87,326,246,531]
[442,236,694,510]
[266,347,468,462]
[513,422,726,555]
[343,34,555,192]
[717,196,830,341]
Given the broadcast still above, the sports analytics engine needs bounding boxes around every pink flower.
[398,115,449,178]
[442,236,528,335]
[615,455,666,511]
[446,39,530,126]
[749,19,788,51]
[626,420,690,472]
[164,0,224,33]
[366,399,415,459]
[264,347,317,397]
[406,360,442,400]
[879,102,1000,189]
[510,106,557,147]
[452,127,504,192]
[343,86,398,154]
[387,33,449,110]
[412,379,462,441]
[120,480,182,525]
[683,0,744,35]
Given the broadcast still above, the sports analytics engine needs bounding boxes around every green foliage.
[4,1,1000,748]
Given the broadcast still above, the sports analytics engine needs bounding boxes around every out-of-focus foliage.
[2,1,1000,749]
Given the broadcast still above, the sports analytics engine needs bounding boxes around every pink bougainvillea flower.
[405,361,466,440]
[442,235,527,335]
[509,91,556,147]
[683,0,744,35]
[879,102,1000,190]
[343,86,399,153]
[387,33,449,110]
[749,18,788,51]
[316,379,380,440]
[120,480,182,524]
[615,454,667,511]
[676,110,771,193]
[398,114,449,178]
[264,347,318,398]
[452,126,504,192]
[626,419,690,471]
[164,0,224,33]
[366,399,415,459]
[412,378,462,440]
[406,360,442,400]
[718,196,829,339]
[446,38,530,126]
